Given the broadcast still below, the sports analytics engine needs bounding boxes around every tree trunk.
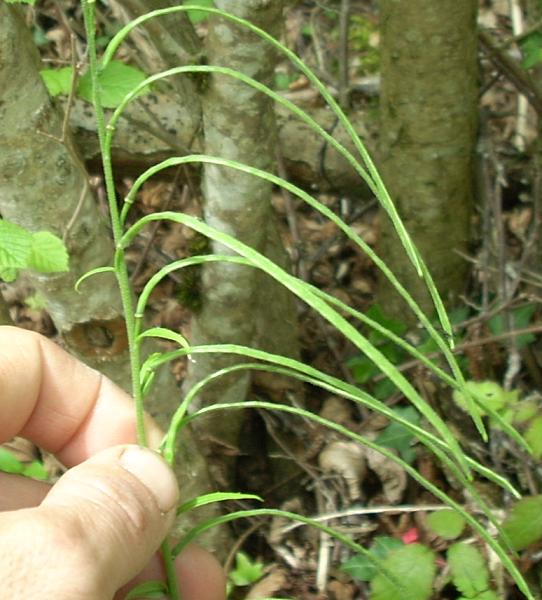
[183,0,299,486]
[377,0,478,318]
[0,5,228,554]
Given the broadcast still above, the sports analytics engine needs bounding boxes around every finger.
[116,545,227,600]
[0,472,50,510]
[0,326,162,466]
[1,445,179,599]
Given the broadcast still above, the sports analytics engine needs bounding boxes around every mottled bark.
[0,5,227,553]
[0,4,121,335]
[377,0,478,317]
[183,0,299,484]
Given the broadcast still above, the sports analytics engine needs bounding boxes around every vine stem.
[80,3,180,599]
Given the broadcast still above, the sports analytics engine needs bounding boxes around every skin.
[0,325,226,600]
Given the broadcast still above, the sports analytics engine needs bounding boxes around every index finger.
[0,326,162,466]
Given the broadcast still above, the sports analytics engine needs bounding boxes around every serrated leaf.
[366,304,408,340]
[78,61,148,109]
[447,542,490,598]
[229,551,264,587]
[370,543,435,600]
[0,448,25,475]
[501,495,542,550]
[186,0,215,24]
[0,219,32,269]
[28,231,69,274]
[40,67,74,97]
[124,580,168,599]
[341,536,404,582]
[453,380,517,416]
[426,510,466,540]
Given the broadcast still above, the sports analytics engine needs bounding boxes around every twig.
[372,323,542,382]
[509,0,529,151]
[479,29,542,116]
[278,504,484,535]
[276,150,306,280]
[338,0,351,109]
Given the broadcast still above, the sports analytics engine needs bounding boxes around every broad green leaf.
[426,510,465,540]
[0,219,32,269]
[78,61,148,109]
[489,304,537,348]
[124,580,168,599]
[229,552,264,587]
[520,32,542,69]
[370,543,435,600]
[28,231,69,274]
[374,406,420,463]
[501,495,542,550]
[0,267,18,282]
[366,304,408,343]
[4,0,36,4]
[341,536,404,582]
[186,0,215,23]
[453,381,516,416]
[40,67,74,97]
[24,293,48,311]
[447,542,490,598]
[0,448,25,475]
[524,416,542,458]
[347,355,379,384]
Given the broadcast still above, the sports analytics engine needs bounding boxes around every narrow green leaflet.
[185,0,215,23]
[0,219,32,270]
[40,67,74,97]
[28,231,69,273]
[426,510,465,540]
[4,0,36,4]
[501,495,542,550]
[124,580,168,599]
[78,61,148,109]
[447,542,491,598]
[0,448,25,475]
[370,543,435,600]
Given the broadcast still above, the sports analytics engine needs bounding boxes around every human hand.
[0,326,226,600]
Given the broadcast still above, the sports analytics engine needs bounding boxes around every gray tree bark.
[182,0,300,485]
[0,4,227,553]
[377,0,478,317]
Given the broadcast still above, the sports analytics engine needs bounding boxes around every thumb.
[1,445,179,599]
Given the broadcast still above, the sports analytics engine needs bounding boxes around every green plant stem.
[81,0,146,446]
[160,538,180,600]
[80,3,180,598]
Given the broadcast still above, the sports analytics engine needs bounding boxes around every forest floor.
[3,0,542,599]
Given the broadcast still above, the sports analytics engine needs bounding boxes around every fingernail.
[120,447,179,514]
